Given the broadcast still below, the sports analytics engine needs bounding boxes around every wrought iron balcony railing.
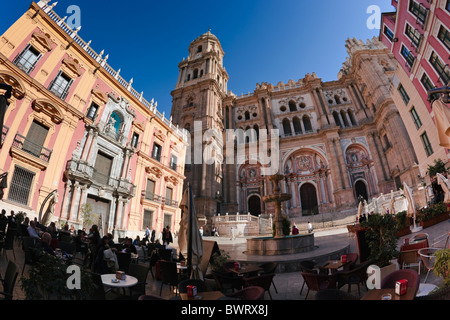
[12,133,52,162]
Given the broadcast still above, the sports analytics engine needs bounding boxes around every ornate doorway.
[355,180,368,201]
[300,183,318,215]
[248,195,261,216]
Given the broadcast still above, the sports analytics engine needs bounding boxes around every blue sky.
[2,1,394,115]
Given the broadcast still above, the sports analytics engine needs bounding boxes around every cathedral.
[170,31,421,226]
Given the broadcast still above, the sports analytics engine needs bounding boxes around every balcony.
[66,159,136,196]
[12,133,52,162]
[141,190,178,207]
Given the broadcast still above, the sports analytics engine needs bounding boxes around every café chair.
[224,286,265,300]
[0,260,19,300]
[258,262,278,293]
[0,228,16,260]
[342,253,358,271]
[380,269,420,297]
[315,289,360,300]
[212,270,243,293]
[242,273,275,300]
[399,249,421,273]
[178,279,209,293]
[335,259,373,296]
[117,252,131,273]
[300,272,337,300]
[299,260,318,295]
[21,236,37,275]
[159,260,182,296]
[128,263,150,297]
[418,248,439,283]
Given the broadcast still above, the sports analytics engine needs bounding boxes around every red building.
[380,0,450,180]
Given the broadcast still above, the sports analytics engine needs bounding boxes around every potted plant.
[394,210,411,237]
[21,249,96,300]
[361,213,399,279]
[210,249,231,273]
[417,203,449,228]
[434,248,450,287]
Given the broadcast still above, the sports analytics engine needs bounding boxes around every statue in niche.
[105,116,116,133]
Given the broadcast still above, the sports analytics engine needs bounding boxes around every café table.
[320,260,352,274]
[227,264,263,276]
[101,274,138,289]
[180,291,225,301]
[361,288,416,300]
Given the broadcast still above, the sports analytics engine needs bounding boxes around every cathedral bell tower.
[170,30,229,225]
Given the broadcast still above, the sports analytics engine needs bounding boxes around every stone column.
[68,182,80,222]
[75,185,88,222]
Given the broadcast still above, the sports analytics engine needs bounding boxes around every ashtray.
[381,293,392,300]
[111,279,120,283]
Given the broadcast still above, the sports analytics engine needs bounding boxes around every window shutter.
[49,70,62,91]
[23,121,49,158]
[28,52,42,74]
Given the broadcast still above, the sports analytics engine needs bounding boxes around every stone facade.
[171,33,421,227]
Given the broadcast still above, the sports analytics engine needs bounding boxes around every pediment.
[91,89,108,104]
[31,32,53,52]
[32,99,64,124]
[145,166,163,179]
[154,129,165,142]
[62,58,82,77]
[0,71,26,99]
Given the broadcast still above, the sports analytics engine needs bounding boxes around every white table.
[101,274,138,288]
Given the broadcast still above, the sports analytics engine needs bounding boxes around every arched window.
[293,117,302,134]
[253,124,259,141]
[348,109,357,126]
[340,110,349,127]
[193,69,199,79]
[303,115,312,132]
[282,119,292,136]
[245,111,250,121]
[335,95,341,105]
[289,100,297,112]
[333,111,342,128]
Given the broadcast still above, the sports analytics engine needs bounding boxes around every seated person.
[38,232,56,256]
[27,220,41,240]
[122,238,137,254]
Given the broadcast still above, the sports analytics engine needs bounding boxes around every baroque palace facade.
[171,31,422,225]
[0,1,188,237]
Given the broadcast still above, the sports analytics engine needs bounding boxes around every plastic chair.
[399,249,421,273]
[300,272,337,299]
[380,269,420,297]
[242,273,275,300]
[224,286,265,300]
[0,260,19,300]
[418,247,439,283]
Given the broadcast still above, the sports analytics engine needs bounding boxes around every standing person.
[163,225,173,246]
[199,226,203,238]
[308,221,313,234]
[150,229,156,243]
[230,226,235,240]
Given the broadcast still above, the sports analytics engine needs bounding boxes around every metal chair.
[399,249,421,273]
[418,247,439,283]
[299,260,317,294]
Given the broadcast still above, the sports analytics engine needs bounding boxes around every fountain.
[246,174,315,255]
